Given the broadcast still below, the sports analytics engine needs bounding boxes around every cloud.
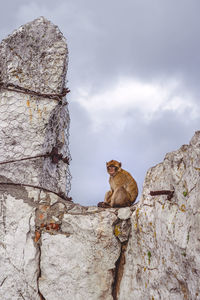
[2,0,199,98]
[5,0,198,92]
[74,77,199,129]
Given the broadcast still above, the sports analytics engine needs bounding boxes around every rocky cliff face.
[0,18,200,300]
[119,131,200,300]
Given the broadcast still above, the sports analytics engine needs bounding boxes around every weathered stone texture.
[0,17,67,93]
[39,210,120,300]
[0,183,123,300]
[0,189,40,300]
[118,131,200,300]
[0,17,70,195]
[1,128,200,300]
[0,17,71,300]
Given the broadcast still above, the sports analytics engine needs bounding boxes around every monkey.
[98,160,138,208]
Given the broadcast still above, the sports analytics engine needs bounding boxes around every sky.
[0,0,199,206]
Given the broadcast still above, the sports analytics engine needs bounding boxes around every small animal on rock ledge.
[98,160,138,208]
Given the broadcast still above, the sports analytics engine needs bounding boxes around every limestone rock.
[118,131,200,300]
[0,17,71,196]
[0,16,68,94]
[39,210,120,300]
[118,207,132,220]
[0,189,40,300]
[0,17,71,300]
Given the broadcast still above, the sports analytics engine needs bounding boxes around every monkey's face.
[106,160,121,176]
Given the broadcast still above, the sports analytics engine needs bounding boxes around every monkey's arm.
[97,190,113,208]
[104,190,113,204]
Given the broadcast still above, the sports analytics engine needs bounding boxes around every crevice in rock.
[0,277,7,287]
[19,292,26,300]
[37,243,46,300]
[112,241,128,300]
[143,203,154,208]
[111,215,132,299]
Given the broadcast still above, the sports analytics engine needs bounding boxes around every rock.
[0,192,40,300]
[114,219,131,243]
[0,16,71,196]
[118,131,200,300]
[86,206,101,213]
[0,17,67,94]
[0,17,71,300]
[39,211,120,300]
[118,207,132,220]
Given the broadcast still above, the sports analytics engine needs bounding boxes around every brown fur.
[102,160,138,208]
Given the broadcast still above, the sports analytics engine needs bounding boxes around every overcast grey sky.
[0,0,199,205]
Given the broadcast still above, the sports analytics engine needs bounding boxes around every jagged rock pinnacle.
[0,17,71,195]
[0,17,68,94]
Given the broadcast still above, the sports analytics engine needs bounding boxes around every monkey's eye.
[107,165,118,172]
[107,165,115,169]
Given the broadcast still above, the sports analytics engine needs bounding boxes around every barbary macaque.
[98,160,138,208]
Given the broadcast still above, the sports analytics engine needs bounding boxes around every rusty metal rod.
[0,147,70,165]
[0,153,49,165]
[150,190,174,200]
[0,81,70,102]
[0,182,72,202]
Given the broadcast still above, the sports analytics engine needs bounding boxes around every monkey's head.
[106,160,122,176]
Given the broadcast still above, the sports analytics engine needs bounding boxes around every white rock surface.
[39,211,120,300]
[0,16,70,195]
[0,17,72,300]
[0,191,40,300]
[118,131,200,300]
[118,207,132,220]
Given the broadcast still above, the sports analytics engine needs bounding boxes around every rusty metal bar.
[150,190,174,200]
[0,182,72,202]
[0,147,70,166]
[0,153,49,165]
[0,81,70,102]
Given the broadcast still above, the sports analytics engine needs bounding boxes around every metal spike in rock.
[150,190,174,200]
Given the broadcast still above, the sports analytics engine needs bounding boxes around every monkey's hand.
[97,202,111,208]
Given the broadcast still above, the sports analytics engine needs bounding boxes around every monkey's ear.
[119,162,122,167]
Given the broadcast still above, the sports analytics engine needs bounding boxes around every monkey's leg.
[111,187,132,207]
[97,190,113,208]
[104,190,112,205]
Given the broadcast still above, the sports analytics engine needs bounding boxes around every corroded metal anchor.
[150,190,174,200]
